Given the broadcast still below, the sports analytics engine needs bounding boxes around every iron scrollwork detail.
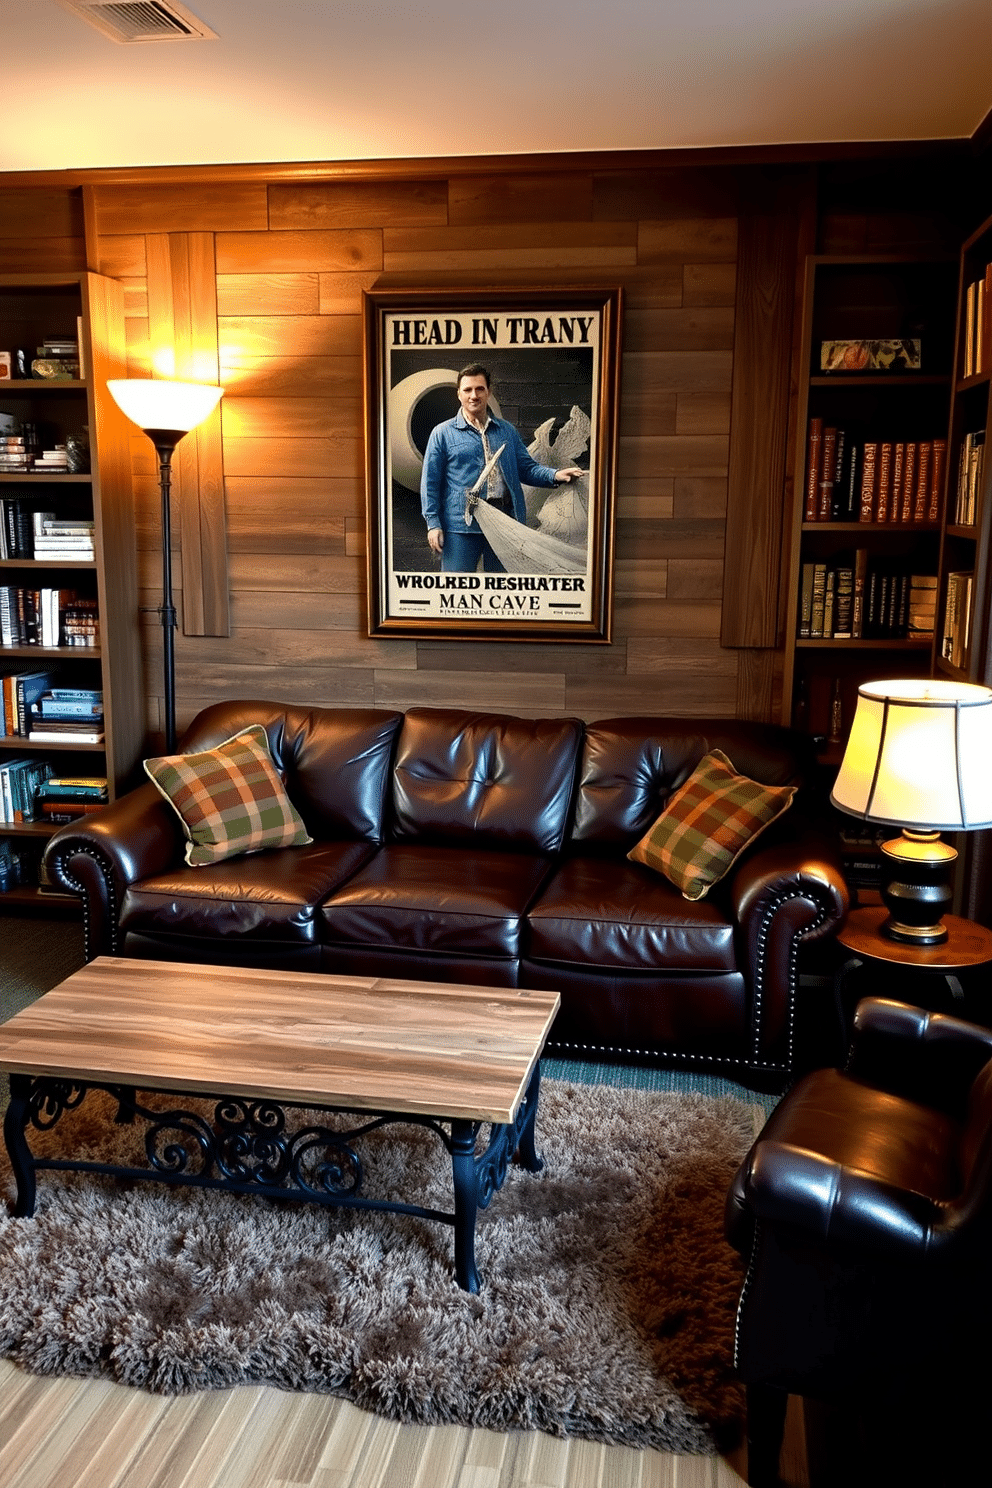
[139,1096,367,1197]
[27,1081,87,1131]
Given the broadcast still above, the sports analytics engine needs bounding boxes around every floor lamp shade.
[831,679,992,943]
[107,378,224,754]
[107,378,223,433]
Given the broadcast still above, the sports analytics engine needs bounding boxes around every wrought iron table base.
[2,1065,545,1293]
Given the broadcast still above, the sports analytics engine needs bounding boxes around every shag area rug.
[0,1080,758,1454]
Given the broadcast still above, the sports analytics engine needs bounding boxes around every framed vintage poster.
[363,286,623,641]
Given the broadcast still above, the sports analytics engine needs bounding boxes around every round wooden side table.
[834,906,992,1046]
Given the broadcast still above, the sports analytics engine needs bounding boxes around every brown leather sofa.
[44,700,848,1083]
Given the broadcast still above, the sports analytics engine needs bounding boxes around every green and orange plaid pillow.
[144,725,312,867]
[627,749,796,900]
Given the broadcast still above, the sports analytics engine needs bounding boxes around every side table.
[834,907,992,1048]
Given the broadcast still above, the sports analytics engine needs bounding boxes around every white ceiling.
[2,0,990,175]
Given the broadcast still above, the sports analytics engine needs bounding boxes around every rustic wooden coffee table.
[0,957,560,1292]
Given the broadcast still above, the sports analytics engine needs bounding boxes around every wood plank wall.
[0,157,966,747]
[95,165,757,740]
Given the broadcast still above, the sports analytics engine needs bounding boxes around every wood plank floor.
[0,1359,811,1487]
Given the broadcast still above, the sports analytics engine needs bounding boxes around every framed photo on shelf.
[363,285,623,642]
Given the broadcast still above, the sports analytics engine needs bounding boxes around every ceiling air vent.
[55,0,219,42]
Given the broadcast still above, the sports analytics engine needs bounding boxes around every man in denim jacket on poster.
[420,363,583,573]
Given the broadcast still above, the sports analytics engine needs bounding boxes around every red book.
[805,418,823,522]
[929,439,947,524]
[858,442,878,522]
[876,442,893,524]
[913,442,932,522]
[900,443,917,522]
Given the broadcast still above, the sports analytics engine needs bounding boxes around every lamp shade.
[107,378,223,433]
[831,679,992,831]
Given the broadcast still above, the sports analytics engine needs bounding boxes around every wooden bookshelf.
[0,272,144,912]
[782,255,958,743]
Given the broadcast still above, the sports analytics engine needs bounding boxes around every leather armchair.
[725,996,992,1484]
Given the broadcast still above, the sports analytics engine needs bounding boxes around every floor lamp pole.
[148,430,184,755]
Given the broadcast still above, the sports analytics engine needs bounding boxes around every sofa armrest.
[43,783,184,959]
[730,836,849,1068]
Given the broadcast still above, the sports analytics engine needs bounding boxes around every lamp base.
[879,830,956,946]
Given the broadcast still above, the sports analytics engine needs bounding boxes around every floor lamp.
[108,378,224,754]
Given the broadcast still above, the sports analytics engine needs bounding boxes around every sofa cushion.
[570,718,811,852]
[526,855,737,973]
[119,841,375,944]
[172,702,403,844]
[320,843,552,959]
[390,708,582,853]
[144,725,312,867]
[627,749,796,900]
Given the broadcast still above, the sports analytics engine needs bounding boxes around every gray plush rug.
[0,1079,759,1454]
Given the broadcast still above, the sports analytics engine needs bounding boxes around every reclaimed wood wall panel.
[93,184,269,235]
[721,169,814,723]
[145,230,230,636]
[269,182,448,229]
[216,230,382,274]
[5,160,817,742]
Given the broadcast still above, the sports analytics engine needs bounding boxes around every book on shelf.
[907,573,938,638]
[818,426,837,519]
[1,669,58,738]
[804,418,823,521]
[35,688,103,718]
[798,563,816,637]
[900,443,917,522]
[941,571,974,669]
[954,431,985,525]
[39,800,106,821]
[809,562,828,637]
[912,442,932,522]
[963,264,992,379]
[875,442,893,523]
[851,548,869,638]
[858,443,878,522]
[36,775,108,801]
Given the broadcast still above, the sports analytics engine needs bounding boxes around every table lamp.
[107,378,224,754]
[831,679,992,945]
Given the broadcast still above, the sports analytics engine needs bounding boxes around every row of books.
[804,419,946,525]
[798,557,937,641]
[1,500,95,559]
[1,674,104,741]
[941,571,974,670]
[0,762,107,825]
[0,586,99,648]
[953,430,985,526]
[0,439,74,475]
[963,265,992,379]
[0,756,54,823]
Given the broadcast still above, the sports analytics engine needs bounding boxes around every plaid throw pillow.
[144,725,312,867]
[627,749,796,900]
